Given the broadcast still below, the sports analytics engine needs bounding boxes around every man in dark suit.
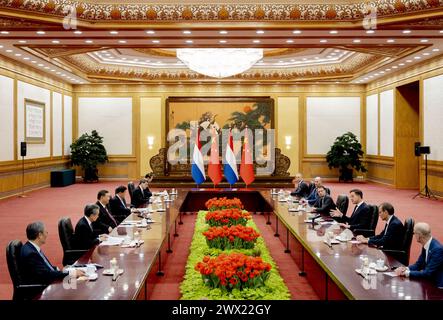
[93,190,118,234]
[109,185,133,223]
[356,202,404,250]
[20,221,84,285]
[73,204,107,250]
[395,222,443,288]
[131,179,151,208]
[312,185,336,215]
[331,188,372,231]
[290,173,310,199]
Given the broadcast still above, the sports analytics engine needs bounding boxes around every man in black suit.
[73,204,108,250]
[331,188,371,231]
[290,173,310,199]
[131,179,151,208]
[312,185,336,215]
[109,185,132,223]
[356,202,404,250]
[20,221,84,285]
[93,190,118,234]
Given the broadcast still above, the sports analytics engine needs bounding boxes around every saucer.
[375,265,389,272]
[355,268,377,276]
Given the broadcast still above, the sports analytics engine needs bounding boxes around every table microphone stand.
[19,155,27,198]
[413,154,437,200]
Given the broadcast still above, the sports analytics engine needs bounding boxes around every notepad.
[100,236,124,246]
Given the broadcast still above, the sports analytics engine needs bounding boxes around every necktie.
[119,196,126,208]
[351,205,359,217]
[104,204,117,226]
[39,250,54,271]
[383,223,388,235]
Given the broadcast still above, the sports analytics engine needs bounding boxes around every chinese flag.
[240,127,255,186]
[208,127,222,186]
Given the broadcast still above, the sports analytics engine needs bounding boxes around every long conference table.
[38,189,443,300]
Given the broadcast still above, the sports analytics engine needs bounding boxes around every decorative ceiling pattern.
[27,44,416,82]
[0,0,442,22]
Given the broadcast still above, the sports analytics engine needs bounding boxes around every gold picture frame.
[24,99,46,144]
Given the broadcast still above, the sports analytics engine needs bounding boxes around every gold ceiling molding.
[0,0,442,23]
[132,48,307,58]
[58,50,380,82]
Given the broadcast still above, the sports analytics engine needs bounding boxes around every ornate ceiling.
[0,1,442,84]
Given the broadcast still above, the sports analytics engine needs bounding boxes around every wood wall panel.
[365,157,395,186]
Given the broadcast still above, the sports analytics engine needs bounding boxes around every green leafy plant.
[70,130,108,182]
[326,132,367,182]
[180,211,290,300]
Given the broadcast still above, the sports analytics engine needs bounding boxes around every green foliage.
[180,211,290,300]
[70,130,108,182]
[325,132,367,181]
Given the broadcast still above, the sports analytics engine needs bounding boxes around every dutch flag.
[191,128,206,186]
[224,129,239,186]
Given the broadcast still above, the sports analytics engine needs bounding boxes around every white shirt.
[384,215,393,235]
[117,194,126,208]
[355,201,364,211]
[406,237,433,277]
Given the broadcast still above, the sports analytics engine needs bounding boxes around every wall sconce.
[147,136,154,150]
[285,136,292,149]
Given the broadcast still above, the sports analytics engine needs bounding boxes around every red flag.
[240,127,255,186]
[208,127,222,186]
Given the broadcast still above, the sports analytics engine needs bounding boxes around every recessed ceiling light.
[353,39,361,43]
[366,30,375,34]
[0,31,9,34]
[432,48,440,52]
[85,40,93,43]
[152,40,160,43]
[402,30,411,34]
[14,53,21,56]
[392,66,398,69]
[256,30,265,34]
[423,52,430,56]
[252,39,260,43]
[37,63,44,67]
[374,73,379,76]
[51,69,55,72]
[406,60,413,63]
[31,61,37,64]
[5,49,12,53]
[292,30,302,34]
[146,30,155,34]
[414,56,421,59]
[44,66,50,69]
[440,30,443,34]
[387,39,395,43]
[110,31,119,35]
[380,71,385,74]
[286,40,294,43]
[219,40,227,43]
[56,71,61,74]
[74,30,82,35]
[385,68,391,71]
[23,57,30,60]
[399,63,405,66]
[219,30,228,34]
[183,30,191,34]
[18,40,27,43]
[334,49,340,52]
[52,40,60,44]
[118,40,127,44]
[279,60,284,63]
[320,39,328,43]
[420,39,429,43]
[36,31,45,35]
[329,30,338,34]
[0,45,3,48]
[185,40,193,44]
[217,81,221,84]
[290,59,295,62]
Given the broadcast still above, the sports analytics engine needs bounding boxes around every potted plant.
[70,130,108,182]
[326,132,367,182]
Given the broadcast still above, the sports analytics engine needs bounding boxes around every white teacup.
[86,265,95,276]
[376,259,385,269]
